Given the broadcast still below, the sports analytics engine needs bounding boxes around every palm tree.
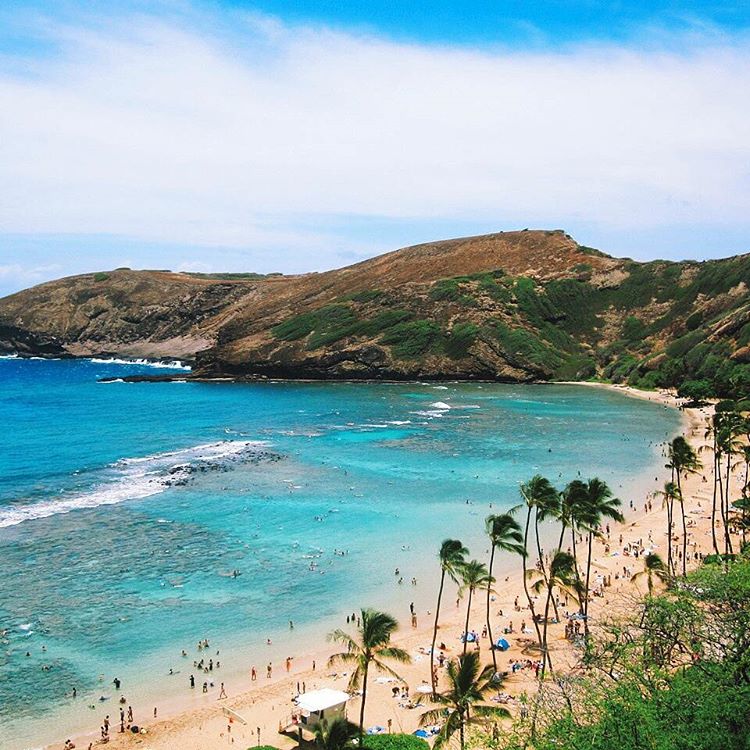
[522,476,561,615]
[328,609,411,744]
[516,476,556,657]
[630,552,670,596]
[485,513,524,674]
[707,411,744,557]
[313,717,360,750]
[666,437,701,576]
[528,550,580,677]
[559,479,590,588]
[419,651,510,750]
[457,560,493,656]
[658,481,680,576]
[579,478,623,629]
[431,539,468,696]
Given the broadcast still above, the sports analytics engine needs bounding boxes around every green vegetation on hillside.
[264,250,750,392]
[489,550,750,750]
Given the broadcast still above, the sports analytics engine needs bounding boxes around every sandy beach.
[44,383,726,750]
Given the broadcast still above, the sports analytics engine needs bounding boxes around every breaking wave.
[0,440,272,528]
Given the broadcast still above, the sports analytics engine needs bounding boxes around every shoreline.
[28,382,699,750]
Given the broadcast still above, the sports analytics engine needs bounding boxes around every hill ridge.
[1,229,749,399]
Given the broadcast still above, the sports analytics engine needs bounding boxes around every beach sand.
[45,384,729,750]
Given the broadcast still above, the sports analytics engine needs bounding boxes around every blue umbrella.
[495,637,510,651]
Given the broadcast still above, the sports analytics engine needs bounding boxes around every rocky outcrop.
[1,230,749,392]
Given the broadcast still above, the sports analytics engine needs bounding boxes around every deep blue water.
[0,357,681,748]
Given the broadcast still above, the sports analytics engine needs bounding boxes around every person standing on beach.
[267,662,272,678]
[189,674,195,689]
[251,666,257,680]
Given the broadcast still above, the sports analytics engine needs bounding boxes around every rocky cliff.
[2,230,749,395]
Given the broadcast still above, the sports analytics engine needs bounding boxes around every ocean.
[0,357,681,748]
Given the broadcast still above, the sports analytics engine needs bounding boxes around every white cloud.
[0,9,748,261]
[0,262,62,283]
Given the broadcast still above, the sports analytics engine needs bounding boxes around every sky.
[1,1,749,297]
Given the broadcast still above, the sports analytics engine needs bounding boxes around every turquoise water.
[0,358,681,748]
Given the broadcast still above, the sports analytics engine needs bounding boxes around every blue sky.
[1,1,749,296]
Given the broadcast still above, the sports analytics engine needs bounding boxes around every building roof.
[296,688,350,713]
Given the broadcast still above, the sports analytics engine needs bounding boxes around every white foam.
[0,353,19,359]
[0,440,268,529]
[88,357,192,370]
[431,401,452,410]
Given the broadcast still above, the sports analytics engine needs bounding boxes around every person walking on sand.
[190,674,195,689]
[251,665,257,681]
[218,682,227,699]
[267,662,272,678]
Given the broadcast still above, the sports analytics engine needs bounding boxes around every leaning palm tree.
[515,476,557,657]
[457,560,494,656]
[630,552,670,596]
[666,436,701,576]
[528,550,580,677]
[559,479,590,586]
[430,539,468,696]
[313,717,360,750]
[659,481,680,576]
[579,478,623,629]
[328,609,411,745]
[420,651,510,750]
[485,513,524,675]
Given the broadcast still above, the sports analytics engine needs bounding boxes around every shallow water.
[0,358,681,748]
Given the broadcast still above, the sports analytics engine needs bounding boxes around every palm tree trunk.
[459,712,465,750]
[680,499,688,577]
[711,450,719,555]
[430,569,446,697]
[676,473,687,577]
[463,588,473,656]
[718,458,728,556]
[358,660,369,746]
[537,512,559,620]
[522,508,545,655]
[725,452,734,555]
[486,545,498,675]
[666,498,674,576]
[583,531,593,637]
[540,577,555,678]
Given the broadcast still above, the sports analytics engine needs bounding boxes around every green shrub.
[443,322,479,359]
[362,734,430,750]
[677,379,713,404]
[486,321,563,372]
[357,309,413,336]
[93,272,110,282]
[272,312,319,341]
[428,278,475,305]
[306,305,360,349]
[381,320,443,358]
[347,289,384,303]
[622,315,647,342]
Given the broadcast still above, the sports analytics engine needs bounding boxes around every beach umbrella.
[414,729,430,738]
[495,638,510,651]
